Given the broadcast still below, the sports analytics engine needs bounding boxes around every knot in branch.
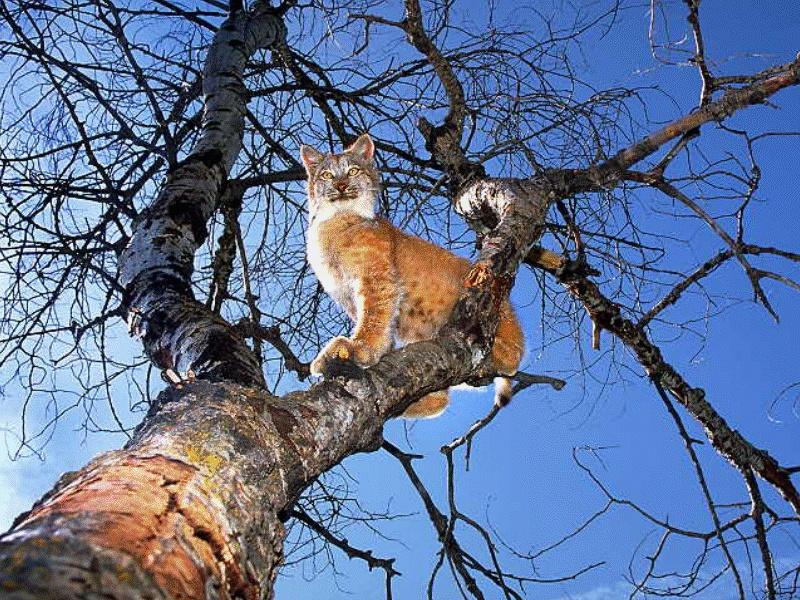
[455,178,547,229]
[418,116,484,195]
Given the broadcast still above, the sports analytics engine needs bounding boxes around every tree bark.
[0,381,383,599]
[117,2,289,388]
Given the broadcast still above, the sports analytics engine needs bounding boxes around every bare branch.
[290,508,399,599]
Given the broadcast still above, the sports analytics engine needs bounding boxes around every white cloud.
[0,464,35,532]
[545,581,629,600]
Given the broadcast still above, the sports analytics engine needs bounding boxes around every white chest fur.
[307,220,355,316]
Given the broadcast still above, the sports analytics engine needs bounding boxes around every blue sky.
[1,1,799,598]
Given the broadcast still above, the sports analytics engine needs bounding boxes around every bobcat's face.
[301,134,380,223]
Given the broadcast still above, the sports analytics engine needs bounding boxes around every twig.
[743,469,777,600]
[290,508,399,599]
[207,185,244,314]
[235,320,311,380]
[445,371,565,469]
[683,0,714,106]
[382,441,485,599]
[654,379,745,599]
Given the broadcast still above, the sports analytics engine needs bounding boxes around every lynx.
[302,134,524,417]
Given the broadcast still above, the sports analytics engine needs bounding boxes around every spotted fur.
[302,134,524,418]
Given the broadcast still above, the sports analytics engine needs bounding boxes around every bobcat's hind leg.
[402,390,449,419]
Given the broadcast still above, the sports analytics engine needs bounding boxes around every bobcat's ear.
[300,145,324,173]
[345,133,374,163]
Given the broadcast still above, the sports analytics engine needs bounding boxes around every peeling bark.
[0,381,382,599]
[442,178,551,357]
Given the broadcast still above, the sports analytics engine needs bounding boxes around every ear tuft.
[345,133,375,163]
[300,145,324,172]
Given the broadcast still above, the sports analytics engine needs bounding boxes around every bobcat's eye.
[347,166,361,177]
[319,170,334,180]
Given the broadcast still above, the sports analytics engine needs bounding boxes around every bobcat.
[302,134,524,417]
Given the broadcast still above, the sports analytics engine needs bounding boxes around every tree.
[0,0,798,598]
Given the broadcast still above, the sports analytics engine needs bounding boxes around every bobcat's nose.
[334,180,348,193]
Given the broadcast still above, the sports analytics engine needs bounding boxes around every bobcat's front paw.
[310,336,353,376]
[310,337,380,378]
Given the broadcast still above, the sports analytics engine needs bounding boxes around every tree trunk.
[0,381,384,599]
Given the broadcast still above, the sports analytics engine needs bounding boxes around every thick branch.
[571,55,800,190]
[0,379,385,599]
[118,3,288,386]
[401,0,469,176]
[357,0,483,189]
[538,262,800,516]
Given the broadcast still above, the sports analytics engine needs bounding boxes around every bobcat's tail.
[494,376,514,408]
[491,300,523,409]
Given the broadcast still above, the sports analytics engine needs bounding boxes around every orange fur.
[302,135,524,417]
